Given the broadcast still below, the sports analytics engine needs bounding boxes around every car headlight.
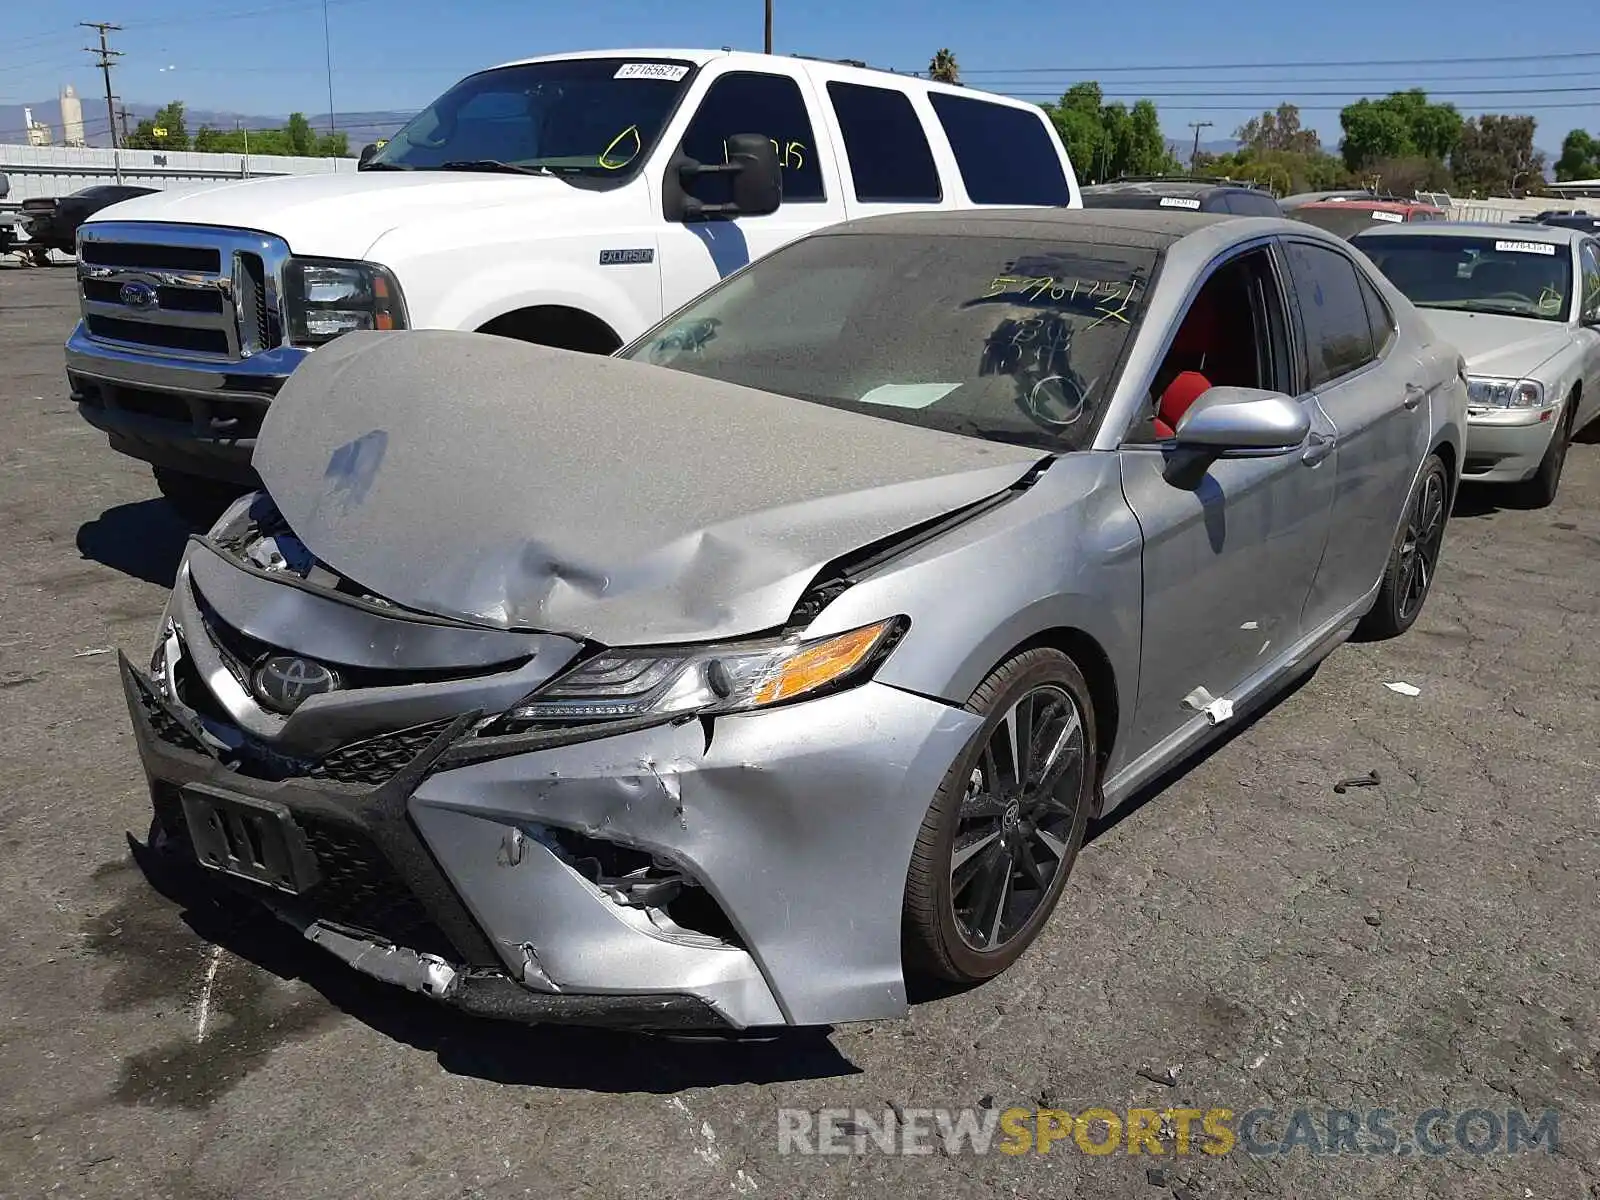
[283,256,408,346]
[504,618,907,723]
[1466,376,1546,409]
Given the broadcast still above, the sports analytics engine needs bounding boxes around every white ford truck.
[66,48,1082,517]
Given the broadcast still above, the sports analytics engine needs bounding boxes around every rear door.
[1281,237,1430,628]
[656,67,847,315]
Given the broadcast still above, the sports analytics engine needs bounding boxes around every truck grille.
[77,223,290,363]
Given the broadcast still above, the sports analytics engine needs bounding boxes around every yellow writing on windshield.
[599,125,642,170]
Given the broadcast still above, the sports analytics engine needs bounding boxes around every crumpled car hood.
[1420,309,1569,380]
[253,331,1047,645]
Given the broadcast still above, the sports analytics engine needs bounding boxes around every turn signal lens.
[752,623,892,705]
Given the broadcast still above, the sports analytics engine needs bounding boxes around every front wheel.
[1517,406,1573,509]
[1359,453,1450,640]
[903,648,1096,984]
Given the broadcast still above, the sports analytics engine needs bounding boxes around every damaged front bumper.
[123,619,981,1029]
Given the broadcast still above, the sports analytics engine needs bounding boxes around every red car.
[1291,198,1447,240]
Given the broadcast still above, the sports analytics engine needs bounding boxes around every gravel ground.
[1,263,1597,1200]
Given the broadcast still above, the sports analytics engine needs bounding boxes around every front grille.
[311,720,459,786]
[86,314,230,356]
[81,241,220,271]
[78,223,291,363]
[296,816,461,958]
[136,684,209,756]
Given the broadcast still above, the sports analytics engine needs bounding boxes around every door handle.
[1402,383,1427,410]
[1302,432,1335,466]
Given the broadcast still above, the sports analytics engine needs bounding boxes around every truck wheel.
[153,469,244,528]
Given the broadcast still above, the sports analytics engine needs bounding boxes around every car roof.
[1352,220,1589,245]
[1300,199,1439,214]
[1082,180,1247,197]
[819,206,1302,250]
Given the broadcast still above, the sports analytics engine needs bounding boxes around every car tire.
[1517,399,1575,509]
[903,648,1096,985]
[153,468,245,529]
[1359,452,1451,641]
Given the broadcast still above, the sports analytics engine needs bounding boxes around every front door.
[1279,237,1433,626]
[1118,242,1338,761]
[655,68,846,316]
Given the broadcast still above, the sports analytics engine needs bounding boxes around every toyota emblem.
[252,655,342,713]
[119,281,158,310]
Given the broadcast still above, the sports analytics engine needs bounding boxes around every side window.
[1283,240,1376,388]
[1580,240,1600,319]
[1357,270,1396,356]
[825,82,941,203]
[678,72,823,204]
[1237,192,1281,217]
[926,93,1070,206]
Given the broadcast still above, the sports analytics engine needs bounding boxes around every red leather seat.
[1154,370,1212,439]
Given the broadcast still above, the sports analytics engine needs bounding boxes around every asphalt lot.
[2,262,1598,1200]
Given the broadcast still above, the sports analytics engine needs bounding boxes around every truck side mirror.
[667,132,783,222]
[358,143,379,169]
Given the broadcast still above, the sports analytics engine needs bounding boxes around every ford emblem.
[252,655,342,714]
[119,280,158,310]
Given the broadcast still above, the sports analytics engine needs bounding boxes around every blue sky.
[4,0,1598,148]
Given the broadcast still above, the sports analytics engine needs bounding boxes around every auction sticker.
[1370,211,1404,223]
[1494,240,1557,255]
[1159,197,1201,209]
[615,62,690,81]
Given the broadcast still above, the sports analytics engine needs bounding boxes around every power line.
[1015,86,1600,100]
[903,48,1600,74]
[959,66,1600,87]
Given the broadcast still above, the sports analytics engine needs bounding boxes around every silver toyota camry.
[124,209,1466,1031]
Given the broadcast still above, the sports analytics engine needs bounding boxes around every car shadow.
[124,836,861,1091]
[76,499,193,587]
[1087,663,1320,844]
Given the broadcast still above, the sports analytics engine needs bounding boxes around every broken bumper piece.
[122,649,981,1029]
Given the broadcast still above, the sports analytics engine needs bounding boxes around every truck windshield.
[369,58,695,177]
[1355,233,1574,322]
[621,231,1158,453]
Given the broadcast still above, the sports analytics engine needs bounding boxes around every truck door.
[656,68,847,317]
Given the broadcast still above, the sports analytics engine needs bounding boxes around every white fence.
[0,143,358,202]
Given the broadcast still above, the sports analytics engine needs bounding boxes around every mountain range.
[1,97,414,151]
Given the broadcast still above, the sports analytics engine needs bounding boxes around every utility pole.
[82,22,123,181]
[764,0,773,54]
[322,0,337,140]
[115,102,129,142]
[1188,120,1213,175]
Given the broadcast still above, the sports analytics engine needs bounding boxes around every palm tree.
[928,48,960,85]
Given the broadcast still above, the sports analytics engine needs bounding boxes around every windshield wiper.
[439,159,550,176]
[358,161,411,171]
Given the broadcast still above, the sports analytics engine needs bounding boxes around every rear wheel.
[1359,453,1450,640]
[153,468,245,528]
[903,648,1096,984]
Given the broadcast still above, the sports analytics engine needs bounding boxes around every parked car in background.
[1535,212,1600,236]
[1279,189,1379,211]
[122,208,1462,1031]
[1354,221,1600,505]
[22,185,157,260]
[1081,177,1282,216]
[1292,197,1446,239]
[66,49,1082,521]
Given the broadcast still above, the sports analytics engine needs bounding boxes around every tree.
[928,48,960,85]
[1041,84,1178,182]
[1235,103,1320,156]
[191,118,348,157]
[124,100,190,151]
[1339,90,1462,172]
[1555,129,1600,182]
[1451,114,1543,196]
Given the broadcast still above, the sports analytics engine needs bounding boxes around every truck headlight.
[283,257,408,346]
[503,618,906,724]
[1466,376,1545,409]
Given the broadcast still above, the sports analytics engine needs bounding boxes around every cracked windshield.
[626,232,1157,450]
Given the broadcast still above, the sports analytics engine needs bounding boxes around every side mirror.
[0,173,9,200]
[358,143,379,168]
[668,132,783,222]
[1162,386,1310,488]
